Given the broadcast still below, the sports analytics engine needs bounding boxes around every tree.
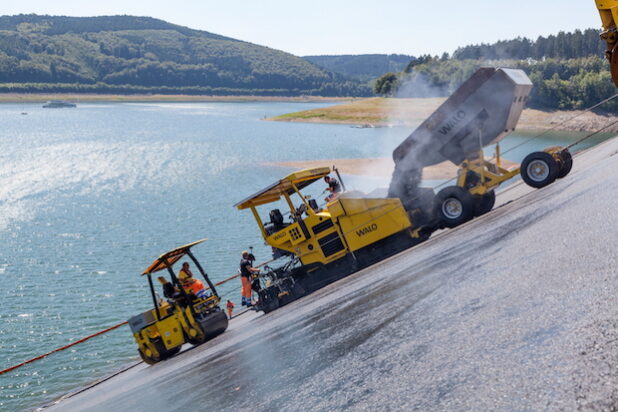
[373,72,399,96]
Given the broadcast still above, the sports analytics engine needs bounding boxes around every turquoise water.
[0,101,612,411]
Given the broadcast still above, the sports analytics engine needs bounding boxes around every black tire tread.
[520,151,559,188]
[433,186,475,228]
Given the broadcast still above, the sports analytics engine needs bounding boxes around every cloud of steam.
[395,70,449,99]
[338,70,448,199]
[384,69,451,208]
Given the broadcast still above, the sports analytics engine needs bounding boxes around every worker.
[240,250,259,306]
[247,247,256,264]
[324,175,341,202]
[226,300,235,319]
[178,261,194,279]
[178,262,208,299]
[247,248,262,293]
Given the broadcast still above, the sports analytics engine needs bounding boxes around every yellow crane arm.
[596,0,618,86]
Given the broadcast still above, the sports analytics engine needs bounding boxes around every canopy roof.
[142,238,207,275]
[235,167,331,210]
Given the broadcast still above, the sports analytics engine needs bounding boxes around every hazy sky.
[3,0,602,57]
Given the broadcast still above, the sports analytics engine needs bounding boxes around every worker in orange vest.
[226,300,235,319]
[240,251,259,306]
[178,262,208,298]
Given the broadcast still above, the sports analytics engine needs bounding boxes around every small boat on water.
[42,100,77,108]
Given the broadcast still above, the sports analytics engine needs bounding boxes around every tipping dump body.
[388,68,533,206]
[393,68,533,169]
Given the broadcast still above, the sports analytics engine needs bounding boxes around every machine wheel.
[433,186,475,228]
[257,287,280,314]
[164,345,182,358]
[520,151,559,188]
[556,149,573,179]
[139,347,161,365]
[473,190,496,217]
[186,330,208,346]
[261,298,280,314]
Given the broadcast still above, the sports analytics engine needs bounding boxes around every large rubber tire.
[139,343,181,364]
[261,297,280,314]
[139,348,159,365]
[186,330,208,346]
[556,149,573,179]
[433,186,475,228]
[257,287,280,314]
[520,151,559,188]
[473,190,496,217]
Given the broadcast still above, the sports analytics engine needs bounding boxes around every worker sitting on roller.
[324,175,341,202]
[240,251,260,306]
[178,262,209,299]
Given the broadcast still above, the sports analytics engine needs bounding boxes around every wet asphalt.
[44,136,618,411]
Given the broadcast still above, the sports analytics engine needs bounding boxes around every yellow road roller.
[128,239,228,364]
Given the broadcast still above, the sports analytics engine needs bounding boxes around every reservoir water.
[0,101,611,411]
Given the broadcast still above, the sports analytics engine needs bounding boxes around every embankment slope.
[45,135,618,411]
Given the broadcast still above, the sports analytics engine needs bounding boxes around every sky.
[2,0,603,57]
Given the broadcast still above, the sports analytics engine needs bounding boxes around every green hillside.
[0,14,370,96]
[303,54,413,82]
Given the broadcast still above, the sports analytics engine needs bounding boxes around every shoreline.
[267,97,618,133]
[0,93,356,103]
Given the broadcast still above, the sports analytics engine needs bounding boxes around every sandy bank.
[268,97,618,133]
[269,157,519,179]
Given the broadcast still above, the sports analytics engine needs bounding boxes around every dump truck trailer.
[389,67,573,228]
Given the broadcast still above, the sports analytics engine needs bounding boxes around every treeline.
[0,81,361,96]
[304,54,414,83]
[0,14,371,96]
[374,29,618,111]
[375,56,617,110]
[451,29,605,61]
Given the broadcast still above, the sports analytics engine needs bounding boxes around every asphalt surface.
[43,137,618,411]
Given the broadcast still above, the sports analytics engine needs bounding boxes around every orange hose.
[0,321,128,376]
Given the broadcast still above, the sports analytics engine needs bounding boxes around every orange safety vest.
[180,275,205,295]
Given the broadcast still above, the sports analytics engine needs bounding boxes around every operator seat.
[308,199,319,212]
[270,209,284,228]
[157,276,189,307]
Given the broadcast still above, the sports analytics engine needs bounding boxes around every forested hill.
[0,14,369,96]
[303,54,413,82]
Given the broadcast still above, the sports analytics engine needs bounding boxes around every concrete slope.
[44,137,618,411]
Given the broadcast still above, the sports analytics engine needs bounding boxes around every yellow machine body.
[131,294,222,362]
[133,306,185,355]
[596,0,618,86]
[455,147,520,195]
[329,197,413,252]
[454,145,568,194]
[235,167,416,268]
